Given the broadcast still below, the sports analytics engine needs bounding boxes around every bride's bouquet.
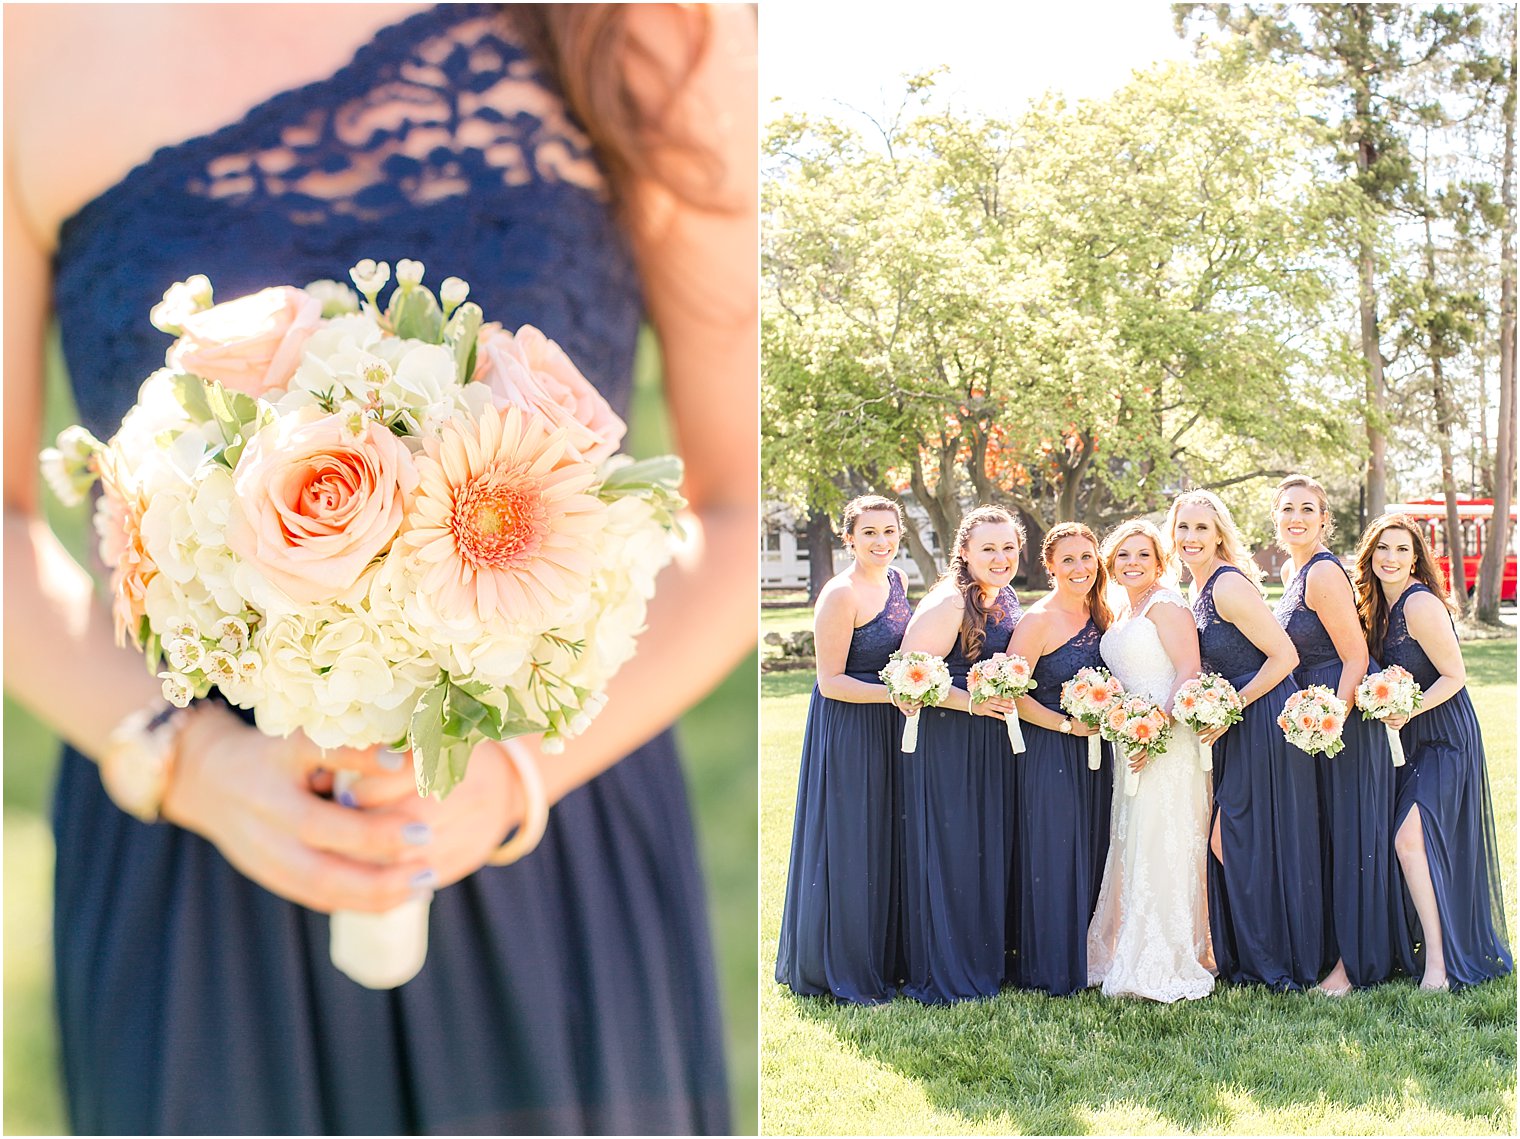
[1060,666,1123,770]
[1355,665,1422,768]
[1170,673,1243,772]
[42,259,684,988]
[878,651,952,753]
[1101,694,1172,797]
[967,652,1035,753]
[1278,685,1347,757]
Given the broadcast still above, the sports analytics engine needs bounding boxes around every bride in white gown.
[1087,520,1216,1001]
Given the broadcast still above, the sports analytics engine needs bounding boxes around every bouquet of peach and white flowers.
[42,260,684,988]
[878,650,952,753]
[1101,694,1172,797]
[1170,673,1244,772]
[1060,666,1123,770]
[1278,685,1347,757]
[967,652,1036,754]
[1356,665,1422,768]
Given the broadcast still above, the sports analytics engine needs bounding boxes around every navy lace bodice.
[1193,566,1267,679]
[1383,583,1445,690]
[843,569,912,679]
[1274,551,1347,670]
[53,4,641,444]
[1030,615,1103,711]
[945,586,1023,681]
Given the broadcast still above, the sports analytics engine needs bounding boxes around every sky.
[760,0,1199,123]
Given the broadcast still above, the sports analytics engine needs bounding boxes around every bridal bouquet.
[1170,673,1243,772]
[42,259,684,988]
[878,651,952,753]
[1060,666,1123,770]
[1278,685,1347,757]
[1101,694,1172,797]
[967,652,1035,754]
[1356,665,1422,768]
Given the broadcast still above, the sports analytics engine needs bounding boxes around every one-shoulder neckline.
[57,3,479,244]
[853,567,904,631]
[1047,613,1096,654]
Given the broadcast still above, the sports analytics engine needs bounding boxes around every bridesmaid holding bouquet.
[1353,515,1512,990]
[776,495,911,1003]
[896,505,1024,1003]
[1171,490,1322,991]
[1271,475,1405,993]
[1006,522,1113,996]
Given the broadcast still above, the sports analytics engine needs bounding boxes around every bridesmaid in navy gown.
[776,495,910,1003]
[7,6,752,1133]
[897,505,1024,1003]
[1272,475,1404,992]
[1006,522,1114,996]
[1353,515,1512,990]
[1170,490,1323,991]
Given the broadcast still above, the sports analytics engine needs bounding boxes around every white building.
[762,502,942,590]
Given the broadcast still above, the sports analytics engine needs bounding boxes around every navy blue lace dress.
[1384,584,1512,988]
[1276,551,1406,987]
[775,568,910,1004]
[1008,616,1113,996]
[1196,565,1322,990]
[900,586,1022,1004]
[48,7,728,1133]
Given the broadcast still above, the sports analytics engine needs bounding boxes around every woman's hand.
[1127,747,1149,774]
[1382,712,1411,731]
[970,696,1015,721]
[890,694,923,716]
[161,704,460,914]
[1197,723,1230,747]
[1068,718,1098,738]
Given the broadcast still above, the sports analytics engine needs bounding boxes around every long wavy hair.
[1271,473,1335,550]
[1041,522,1113,632]
[1352,513,1457,658]
[1164,490,1263,590]
[510,5,726,214]
[941,505,1025,660]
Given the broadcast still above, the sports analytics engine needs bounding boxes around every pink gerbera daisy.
[401,404,606,625]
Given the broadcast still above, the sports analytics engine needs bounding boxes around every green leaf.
[443,302,483,384]
[170,374,214,422]
[387,286,445,343]
[408,681,448,798]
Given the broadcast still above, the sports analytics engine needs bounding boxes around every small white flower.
[349,259,391,298]
[362,360,394,388]
[159,672,194,708]
[166,618,198,641]
[304,279,361,317]
[440,277,469,308]
[395,259,425,287]
[39,425,104,506]
[204,650,238,686]
[236,650,261,682]
[149,275,213,334]
[540,735,566,755]
[215,616,249,654]
[165,636,206,673]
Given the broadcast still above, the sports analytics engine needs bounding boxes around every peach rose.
[473,323,626,464]
[167,286,322,397]
[227,409,418,604]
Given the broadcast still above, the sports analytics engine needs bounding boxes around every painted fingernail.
[378,748,406,771]
[409,868,437,895]
[401,822,433,846]
[337,787,358,809]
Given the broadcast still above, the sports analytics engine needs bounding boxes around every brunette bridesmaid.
[1005,522,1113,996]
[1171,490,1322,990]
[1354,514,1512,990]
[896,505,1024,1003]
[776,495,911,1003]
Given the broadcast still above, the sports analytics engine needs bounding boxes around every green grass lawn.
[760,639,1517,1136]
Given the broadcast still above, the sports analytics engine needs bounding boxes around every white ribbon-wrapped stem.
[1123,755,1140,797]
[329,771,430,989]
[1200,741,1213,772]
[1006,715,1025,755]
[1386,723,1406,767]
[902,711,921,753]
[1086,733,1101,771]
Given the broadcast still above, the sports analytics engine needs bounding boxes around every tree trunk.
[1426,209,1470,614]
[805,507,835,604]
[899,514,942,588]
[1355,67,1389,519]
[1477,44,1516,624]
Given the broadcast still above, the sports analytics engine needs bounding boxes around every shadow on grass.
[780,969,1515,1134]
[1460,640,1518,690]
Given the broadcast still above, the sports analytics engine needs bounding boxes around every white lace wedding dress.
[1086,590,1216,1002]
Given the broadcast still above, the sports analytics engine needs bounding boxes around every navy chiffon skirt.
[775,687,901,1003]
[899,706,1011,1003]
[1392,691,1512,988]
[1008,723,1111,996]
[1207,674,1324,991]
[52,731,729,1136]
[1301,659,1407,987]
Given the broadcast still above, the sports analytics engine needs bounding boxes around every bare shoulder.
[1403,587,1455,631]
[1305,557,1353,602]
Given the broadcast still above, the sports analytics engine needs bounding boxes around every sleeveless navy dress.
[1008,616,1113,996]
[1276,551,1406,987]
[775,568,910,1004]
[1384,584,1512,988]
[1195,565,1322,990]
[899,586,1022,1003]
[48,7,728,1133]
